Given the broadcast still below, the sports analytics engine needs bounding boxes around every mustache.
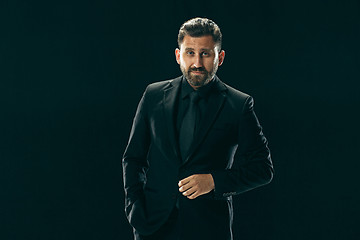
[189,67,207,72]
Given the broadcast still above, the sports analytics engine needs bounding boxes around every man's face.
[175,35,225,89]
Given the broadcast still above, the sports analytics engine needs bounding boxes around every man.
[122,17,274,240]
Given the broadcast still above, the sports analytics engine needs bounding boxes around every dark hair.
[177,17,222,50]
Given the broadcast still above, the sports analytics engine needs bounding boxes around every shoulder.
[139,76,182,105]
[145,76,182,93]
[218,80,252,105]
[223,83,250,100]
[216,78,255,113]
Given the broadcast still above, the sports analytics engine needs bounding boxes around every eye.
[201,52,209,56]
[186,51,195,55]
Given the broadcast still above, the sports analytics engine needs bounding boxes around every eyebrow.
[184,47,213,52]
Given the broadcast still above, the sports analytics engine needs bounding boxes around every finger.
[178,176,192,187]
[179,184,192,193]
[182,187,197,196]
[187,191,199,199]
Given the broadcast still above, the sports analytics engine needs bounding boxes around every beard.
[180,65,218,88]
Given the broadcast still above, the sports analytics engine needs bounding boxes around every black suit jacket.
[122,76,274,239]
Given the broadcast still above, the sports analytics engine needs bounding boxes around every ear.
[218,50,225,66]
[175,48,181,65]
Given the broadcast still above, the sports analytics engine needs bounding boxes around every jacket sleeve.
[122,88,151,234]
[210,96,274,199]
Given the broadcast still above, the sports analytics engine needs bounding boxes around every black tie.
[179,91,200,160]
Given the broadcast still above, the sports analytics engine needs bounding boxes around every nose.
[193,54,203,68]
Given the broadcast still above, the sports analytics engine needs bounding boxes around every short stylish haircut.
[177,17,222,50]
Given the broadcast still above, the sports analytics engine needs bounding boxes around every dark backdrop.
[1,0,359,239]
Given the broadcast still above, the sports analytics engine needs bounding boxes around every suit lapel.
[163,77,182,164]
[183,78,228,164]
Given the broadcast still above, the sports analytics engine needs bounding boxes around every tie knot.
[189,91,200,103]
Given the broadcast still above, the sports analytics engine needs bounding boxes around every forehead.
[180,35,217,50]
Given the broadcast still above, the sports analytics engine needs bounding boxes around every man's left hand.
[178,174,215,199]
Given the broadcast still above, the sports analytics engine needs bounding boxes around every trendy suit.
[122,76,274,240]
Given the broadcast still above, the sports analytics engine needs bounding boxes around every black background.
[1,0,359,239]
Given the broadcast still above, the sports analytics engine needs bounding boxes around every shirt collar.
[181,76,217,100]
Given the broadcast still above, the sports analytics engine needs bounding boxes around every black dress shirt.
[175,76,217,140]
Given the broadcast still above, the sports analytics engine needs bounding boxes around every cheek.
[180,58,190,68]
[204,59,217,70]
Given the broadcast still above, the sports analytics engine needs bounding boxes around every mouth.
[190,70,206,75]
